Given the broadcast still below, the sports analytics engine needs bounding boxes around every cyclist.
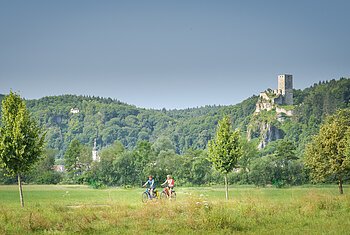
[161,175,175,197]
[143,175,156,199]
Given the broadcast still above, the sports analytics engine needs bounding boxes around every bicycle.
[142,187,159,203]
[160,187,176,200]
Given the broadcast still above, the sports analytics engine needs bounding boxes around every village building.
[53,164,65,172]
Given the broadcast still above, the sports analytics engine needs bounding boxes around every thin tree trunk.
[18,173,24,207]
[224,174,229,200]
[339,176,343,194]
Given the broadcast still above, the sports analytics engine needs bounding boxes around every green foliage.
[83,139,214,187]
[249,139,306,187]
[208,116,242,174]
[249,156,273,186]
[208,116,243,199]
[0,169,16,184]
[275,139,298,161]
[8,94,256,157]
[278,105,295,110]
[26,149,62,184]
[174,149,211,185]
[88,180,107,189]
[304,109,350,193]
[0,91,45,176]
[0,91,45,206]
[86,140,132,187]
[64,139,90,183]
[224,139,259,185]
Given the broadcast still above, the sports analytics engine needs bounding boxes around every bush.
[88,180,106,189]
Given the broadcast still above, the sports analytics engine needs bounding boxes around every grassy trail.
[0,185,349,234]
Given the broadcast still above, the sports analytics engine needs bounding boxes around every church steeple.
[92,138,100,162]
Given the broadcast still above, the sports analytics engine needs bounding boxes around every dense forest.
[1,77,350,187]
[22,92,258,156]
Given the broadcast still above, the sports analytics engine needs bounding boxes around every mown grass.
[0,185,349,234]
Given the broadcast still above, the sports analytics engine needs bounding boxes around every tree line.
[1,106,349,195]
[1,78,350,206]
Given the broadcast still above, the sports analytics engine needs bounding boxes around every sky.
[0,0,349,109]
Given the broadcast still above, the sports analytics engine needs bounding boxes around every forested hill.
[1,77,350,158]
[21,94,258,156]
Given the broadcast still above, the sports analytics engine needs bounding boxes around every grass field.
[0,185,349,234]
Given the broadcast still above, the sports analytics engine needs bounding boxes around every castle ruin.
[255,74,294,116]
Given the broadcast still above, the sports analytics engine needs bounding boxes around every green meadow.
[0,185,349,234]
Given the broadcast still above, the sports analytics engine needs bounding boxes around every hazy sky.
[1,0,349,109]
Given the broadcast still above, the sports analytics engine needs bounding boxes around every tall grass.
[0,185,349,234]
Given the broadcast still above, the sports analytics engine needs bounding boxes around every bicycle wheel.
[142,192,149,203]
[160,191,167,199]
[170,191,176,201]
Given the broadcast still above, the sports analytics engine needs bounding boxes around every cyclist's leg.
[150,188,154,198]
[168,186,171,197]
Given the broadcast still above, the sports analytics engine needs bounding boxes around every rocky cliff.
[247,111,285,149]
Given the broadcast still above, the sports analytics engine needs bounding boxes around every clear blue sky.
[0,0,349,109]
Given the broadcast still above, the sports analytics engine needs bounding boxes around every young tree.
[208,116,242,200]
[0,91,45,207]
[304,109,350,194]
[64,139,83,183]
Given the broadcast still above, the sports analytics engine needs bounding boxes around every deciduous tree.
[0,91,45,207]
[208,116,242,200]
[64,139,83,183]
[304,109,350,194]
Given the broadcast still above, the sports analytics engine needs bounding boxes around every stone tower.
[277,74,293,105]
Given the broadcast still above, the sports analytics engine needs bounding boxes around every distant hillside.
[1,77,350,158]
[23,94,257,157]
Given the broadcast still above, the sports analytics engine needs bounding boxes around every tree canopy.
[0,91,45,206]
[304,109,350,194]
[208,116,242,200]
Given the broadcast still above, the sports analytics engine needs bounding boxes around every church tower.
[92,138,100,162]
[278,74,293,105]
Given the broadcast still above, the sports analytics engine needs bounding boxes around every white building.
[92,138,100,162]
[70,108,80,114]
